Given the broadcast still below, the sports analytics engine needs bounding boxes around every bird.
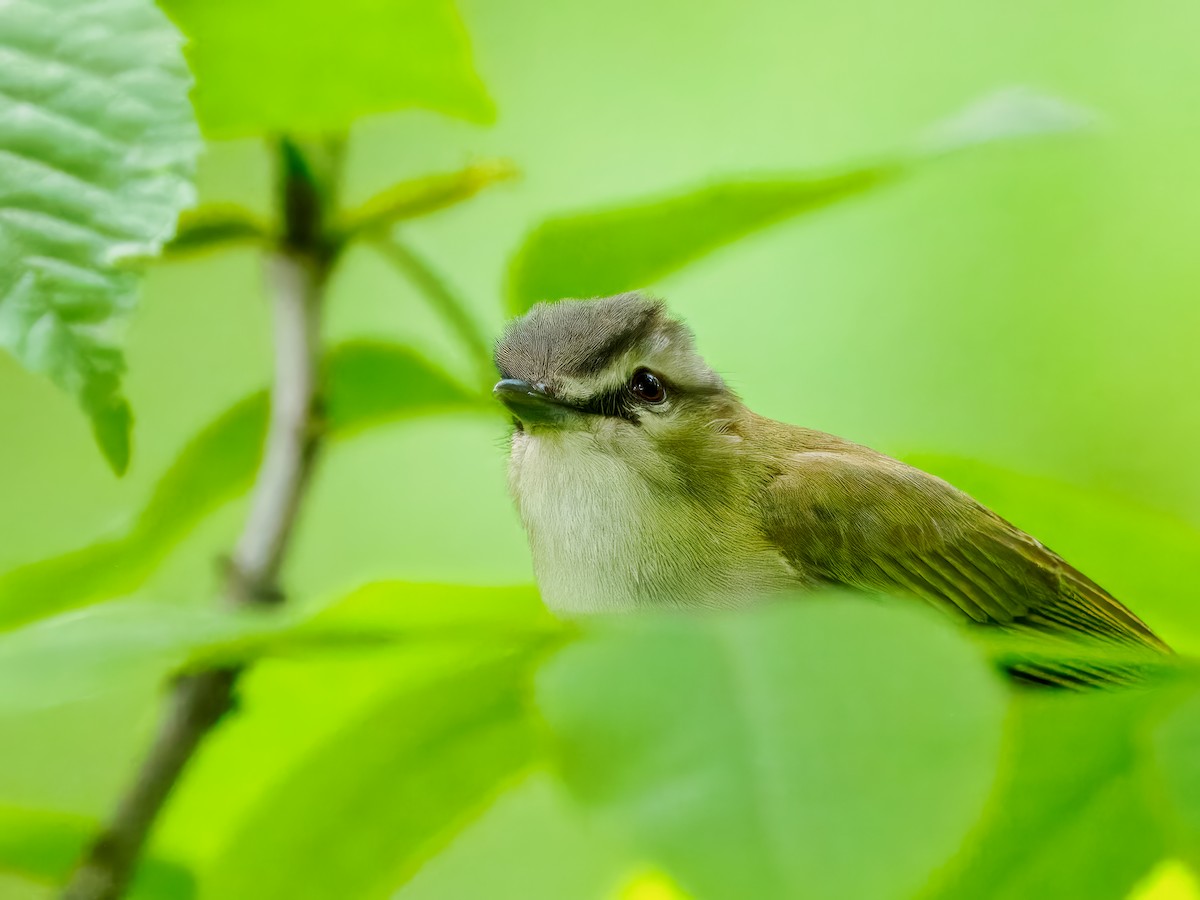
[492,292,1167,684]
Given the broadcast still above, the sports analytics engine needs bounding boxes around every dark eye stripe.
[578,388,639,422]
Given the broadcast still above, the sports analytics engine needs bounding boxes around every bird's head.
[493,293,738,457]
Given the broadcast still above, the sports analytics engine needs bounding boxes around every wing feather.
[761,443,1167,654]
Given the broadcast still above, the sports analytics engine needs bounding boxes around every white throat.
[507,429,794,615]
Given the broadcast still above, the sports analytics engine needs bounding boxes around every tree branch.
[61,145,333,900]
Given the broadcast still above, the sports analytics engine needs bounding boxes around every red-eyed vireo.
[493,293,1166,678]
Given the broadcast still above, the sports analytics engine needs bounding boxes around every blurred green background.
[2,0,1199,897]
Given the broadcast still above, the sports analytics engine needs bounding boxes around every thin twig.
[61,145,333,900]
[372,237,495,382]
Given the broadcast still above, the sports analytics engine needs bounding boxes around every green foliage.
[160,0,493,137]
[0,343,488,630]
[298,579,558,637]
[505,90,1090,314]
[538,600,1007,900]
[205,648,545,900]
[0,807,194,898]
[321,341,488,434]
[1150,691,1200,871]
[333,160,519,241]
[0,579,557,716]
[1,2,1198,899]
[150,584,556,879]
[0,0,199,473]
[0,602,283,715]
[164,204,268,258]
[506,170,895,314]
[928,690,1170,899]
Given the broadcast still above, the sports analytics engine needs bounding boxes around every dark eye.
[628,368,665,404]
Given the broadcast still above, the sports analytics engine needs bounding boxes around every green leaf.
[506,169,893,316]
[1150,689,1200,870]
[0,342,489,630]
[154,584,553,868]
[538,598,1008,900]
[0,806,195,898]
[161,204,269,258]
[0,580,555,716]
[249,581,564,661]
[321,340,486,435]
[298,579,560,640]
[203,648,546,900]
[0,0,200,472]
[928,690,1169,900]
[505,88,1091,314]
[333,160,518,240]
[160,0,494,138]
[0,601,287,716]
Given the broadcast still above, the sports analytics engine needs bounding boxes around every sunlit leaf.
[204,647,546,900]
[0,0,200,472]
[333,160,518,240]
[0,602,285,716]
[615,869,695,900]
[298,579,558,639]
[0,581,556,716]
[153,584,554,867]
[0,806,195,899]
[160,0,494,137]
[1150,690,1200,870]
[539,598,1007,900]
[505,88,1090,313]
[1127,859,1200,900]
[0,342,489,630]
[161,204,269,258]
[928,690,1168,900]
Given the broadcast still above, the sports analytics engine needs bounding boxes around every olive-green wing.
[760,447,1167,655]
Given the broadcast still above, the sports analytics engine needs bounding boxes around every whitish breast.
[507,432,795,614]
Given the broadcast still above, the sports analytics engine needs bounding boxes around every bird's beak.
[493,379,578,426]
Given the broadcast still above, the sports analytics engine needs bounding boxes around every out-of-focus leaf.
[204,648,546,900]
[298,580,559,641]
[505,88,1090,313]
[0,602,286,715]
[907,454,1200,654]
[539,598,1007,900]
[372,239,495,374]
[159,0,493,137]
[334,160,518,240]
[1150,690,1200,870]
[927,690,1168,900]
[0,582,557,715]
[615,869,695,900]
[1127,860,1200,900]
[506,170,892,315]
[249,581,564,662]
[912,87,1095,157]
[0,0,200,472]
[0,806,195,899]
[0,342,489,630]
[153,584,555,867]
[160,204,269,258]
[321,341,487,434]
